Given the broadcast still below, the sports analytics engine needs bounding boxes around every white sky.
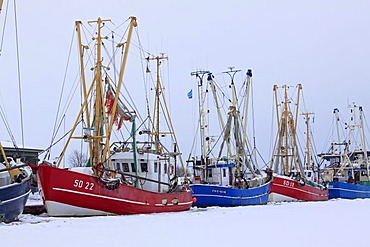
[0,0,369,165]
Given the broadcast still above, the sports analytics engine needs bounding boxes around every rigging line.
[110,17,130,34]
[0,0,9,55]
[39,117,76,156]
[0,104,16,145]
[136,28,151,130]
[0,93,16,145]
[81,24,95,69]
[45,26,76,160]
[166,56,171,119]
[13,0,24,150]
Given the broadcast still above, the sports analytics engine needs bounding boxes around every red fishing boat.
[268,85,328,202]
[37,17,192,216]
[269,174,327,202]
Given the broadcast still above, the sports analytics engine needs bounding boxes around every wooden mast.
[147,54,187,174]
[75,20,93,167]
[302,112,314,170]
[283,85,290,175]
[101,16,137,165]
[148,54,168,154]
[55,17,137,173]
[87,17,109,173]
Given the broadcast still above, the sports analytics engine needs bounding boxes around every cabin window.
[361,171,367,177]
[164,163,167,174]
[141,163,148,172]
[307,172,312,178]
[131,163,137,173]
[122,163,129,172]
[154,162,158,173]
[208,169,213,178]
[223,169,226,177]
[115,163,120,170]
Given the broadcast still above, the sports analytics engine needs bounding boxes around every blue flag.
[187,89,193,99]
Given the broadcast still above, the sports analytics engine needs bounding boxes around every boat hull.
[0,177,31,222]
[190,182,270,207]
[328,182,370,199]
[37,164,192,216]
[269,176,328,202]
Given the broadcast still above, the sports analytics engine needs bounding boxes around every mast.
[148,54,168,154]
[291,84,302,174]
[333,108,342,155]
[75,20,92,166]
[147,54,187,174]
[273,85,304,176]
[55,17,137,172]
[191,70,210,182]
[223,67,241,115]
[302,112,314,170]
[101,16,137,165]
[358,106,369,180]
[242,69,252,148]
[207,72,233,162]
[283,85,290,175]
[88,17,108,172]
[223,67,242,175]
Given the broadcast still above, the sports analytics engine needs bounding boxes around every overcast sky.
[0,0,369,165]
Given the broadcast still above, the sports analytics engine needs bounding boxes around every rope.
[0,0,9,55]
[13,0,24,152]
[45,26,76,160]
[0,100,17,146]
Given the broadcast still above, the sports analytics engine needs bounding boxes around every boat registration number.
[73,179,95,190]
[283,180,295,187]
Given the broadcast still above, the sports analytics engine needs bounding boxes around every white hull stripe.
[274,183,327,197]
[0,190,31,205]
[192,192,269,200]
[330,187,370,194]
[53,187,192,207]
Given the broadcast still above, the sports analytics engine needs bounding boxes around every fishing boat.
[0,144,32,222]
[188,68,270,207]
[319,104,370,199]
[37,17,192,216]
[268,84,327,202]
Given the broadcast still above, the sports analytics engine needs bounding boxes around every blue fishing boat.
[191,171,270,207]
[319,105,370,199]
[188,69,271,207]
[0,156,32,222]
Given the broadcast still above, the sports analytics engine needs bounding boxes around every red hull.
[270,175,328,201]
[37,164,192,216]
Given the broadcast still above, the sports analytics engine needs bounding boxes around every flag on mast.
[187,89,193,99]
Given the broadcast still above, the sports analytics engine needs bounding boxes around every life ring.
[169,164,175,175]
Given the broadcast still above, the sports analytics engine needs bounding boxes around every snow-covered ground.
[1,199,368,247]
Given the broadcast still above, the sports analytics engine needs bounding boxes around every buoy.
[192,197,197,203]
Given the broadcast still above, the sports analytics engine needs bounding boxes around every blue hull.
[190,182,270,207]
[328,182,370,199]
[0,177,31,222]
